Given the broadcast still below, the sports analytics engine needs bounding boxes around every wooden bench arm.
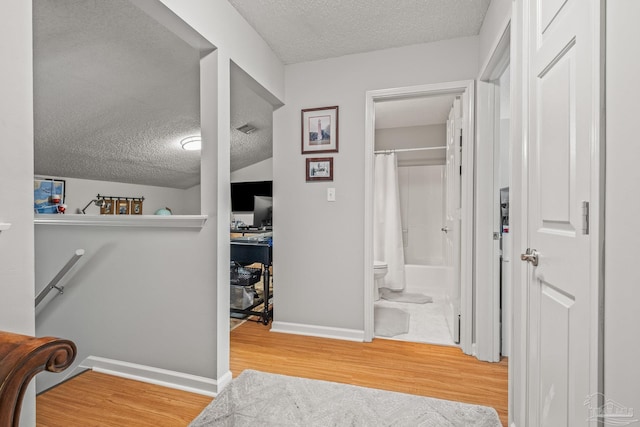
[0,331,76,427]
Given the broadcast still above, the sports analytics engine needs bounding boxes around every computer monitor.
[252,195,272,228]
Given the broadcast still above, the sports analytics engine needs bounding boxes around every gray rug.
[374,306,410,337]
[380,288,433,304]
[190,370,502,426]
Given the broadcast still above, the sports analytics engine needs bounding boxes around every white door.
[524,0,601,424]
[443,98,462,343]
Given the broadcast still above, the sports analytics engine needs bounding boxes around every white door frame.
[475,25,511,363]
[363,80,475,356]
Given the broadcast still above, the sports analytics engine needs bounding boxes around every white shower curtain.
[373,153,406,291]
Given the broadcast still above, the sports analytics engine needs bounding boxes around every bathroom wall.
[398,165,445,266]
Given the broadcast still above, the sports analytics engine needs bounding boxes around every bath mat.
[374,306,410,337]
[380,288,433,304]
[190,369,502,426]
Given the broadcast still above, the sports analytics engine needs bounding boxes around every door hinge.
[459,165,462,175]
[582,201,590,235]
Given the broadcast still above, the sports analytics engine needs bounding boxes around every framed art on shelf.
[306,157,334,182]
[34,177,66,214]
[115,199,130,215]
[301,106,338,154]
[101,199,114,215]
[130,199,143,215]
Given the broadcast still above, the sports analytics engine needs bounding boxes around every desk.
[230,240,272,324]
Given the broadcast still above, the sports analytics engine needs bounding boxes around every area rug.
[380,288,433,304]
[189,370,501,426]
[374,306,410,337]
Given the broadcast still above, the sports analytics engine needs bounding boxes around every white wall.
[398,165,445,266]
[0,1,36,424]
[605,0,640,415]
[31,0,285,396]
[36,175,200,215]
[375,124,447,166]
[478,0,512,76]
[230,157,273,182]
[273,37,478,332]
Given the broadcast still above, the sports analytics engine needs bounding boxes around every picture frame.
[130,199,143,215]
[100,199,115,215]
[301,106,338,154]
[115,199,130,215]
[34,177,66,214]
[306,157,334,182]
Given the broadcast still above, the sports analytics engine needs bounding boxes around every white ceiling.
[375,95,457,129]
[227,0,491,64]
[33,0,491,189]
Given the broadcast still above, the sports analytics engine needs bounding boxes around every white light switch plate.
[327,188,336,202]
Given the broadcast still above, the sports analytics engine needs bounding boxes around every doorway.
[363,81,475,356]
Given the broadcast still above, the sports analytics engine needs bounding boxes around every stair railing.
[35,249,85,308]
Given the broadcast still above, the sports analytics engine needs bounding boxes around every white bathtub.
[404,264,447,297]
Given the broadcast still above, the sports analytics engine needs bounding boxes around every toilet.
[373,261,388,301]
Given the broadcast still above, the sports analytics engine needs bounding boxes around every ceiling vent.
[236,124,257,134]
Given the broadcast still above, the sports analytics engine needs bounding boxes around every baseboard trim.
[73,356,231,397]
[271,321,364,342]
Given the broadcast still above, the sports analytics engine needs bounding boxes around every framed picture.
[301,106,338,154]
[130,199,143,215]
[306,157,334,182]
[115,199,130,215]
[100,199,115,215]
[34,178,66,214]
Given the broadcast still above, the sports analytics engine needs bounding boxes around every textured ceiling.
[34,0,276,188]
[34,0,203,189]
[227,0,491,64]
[33,0,489,189]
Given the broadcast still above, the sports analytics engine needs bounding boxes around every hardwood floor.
[231,321,508,426]
[37,321,508,426]
[36,371,212,427]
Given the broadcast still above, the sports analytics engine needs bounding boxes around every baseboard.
[271,321,364,342]
[72,356,231,397]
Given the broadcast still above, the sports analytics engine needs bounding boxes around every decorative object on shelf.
[154,207,173,215]
[115,199,130,215]
[301,105,339,154]
[306,157,334,182]
[34,177,66,214]
[100,198,114,215]
[130,199,143,215]
[81,195,144,215]
[81,198,106,214]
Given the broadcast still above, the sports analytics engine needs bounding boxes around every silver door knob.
[441,226,449,233]
[520,248,539,266]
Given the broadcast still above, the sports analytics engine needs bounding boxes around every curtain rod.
[374,146,446,154]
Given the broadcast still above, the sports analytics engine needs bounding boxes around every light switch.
[327,188,336,202]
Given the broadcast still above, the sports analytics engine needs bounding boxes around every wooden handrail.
[0,330,76,427]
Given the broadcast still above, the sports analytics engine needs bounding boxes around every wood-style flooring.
[36,321,508,426]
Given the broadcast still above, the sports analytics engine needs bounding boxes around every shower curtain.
[373,153,406,291]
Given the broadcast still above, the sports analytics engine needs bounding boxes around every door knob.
[520,248,539,266]
[441,226,449,233]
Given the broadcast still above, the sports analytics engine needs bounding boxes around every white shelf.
[34,214,207,228]
[0,222,11,231]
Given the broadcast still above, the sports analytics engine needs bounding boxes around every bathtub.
[404,264,448,297]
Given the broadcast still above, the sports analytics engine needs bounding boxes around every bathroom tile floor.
[374,294,456,347]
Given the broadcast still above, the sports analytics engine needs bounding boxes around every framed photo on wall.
[130,199,143,215]
[115,199,130,215]
[306,157,334,182]
[301,105,338,154]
